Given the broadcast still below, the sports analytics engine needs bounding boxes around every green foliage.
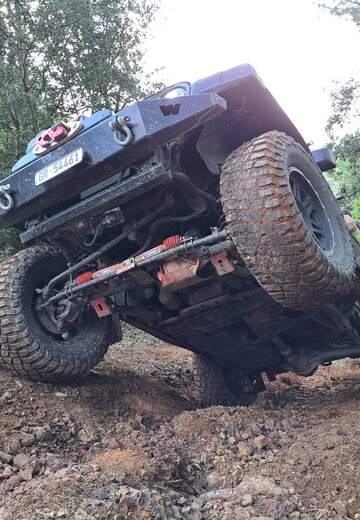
[321,0,360,25]
[326,79,360,139]
[0,168,11,181]
[328,130,360,206]
[0,0,160,261]
[0,0,160,168]
[321,1,360,138]
[353,198,360,220]
[0,228,20,263]
[321,2,360,221]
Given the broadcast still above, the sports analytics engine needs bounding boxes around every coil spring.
[163,235,182,250]
[75,271,94,285]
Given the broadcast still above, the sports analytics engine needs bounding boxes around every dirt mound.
[0,325,360,519]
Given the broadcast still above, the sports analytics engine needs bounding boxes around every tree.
[0,0,161,176]
[0,228,19,263]
[0,0,161,261]
[321,1,360,139]
[321,0,360,24]
[320,1,360,214]
[327,130,360,206]
[325,78,360,139]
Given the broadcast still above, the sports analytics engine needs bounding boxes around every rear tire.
[192,353,262,407]
[0,245,114,382]
[220,131,355,310]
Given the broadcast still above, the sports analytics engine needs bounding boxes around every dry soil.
[0,325,360,519]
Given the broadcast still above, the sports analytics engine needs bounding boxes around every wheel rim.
[32,269,89,343]
[35,291,89,342]
[289,167,334,252]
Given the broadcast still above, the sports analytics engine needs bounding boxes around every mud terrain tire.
[0,245,114,382]
[220,130,355,310]
[193,353,261,407]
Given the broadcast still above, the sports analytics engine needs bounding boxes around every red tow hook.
[35,121,69,148]
[50,122,69,142]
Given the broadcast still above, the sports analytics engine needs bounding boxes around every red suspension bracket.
[90,297,112,317]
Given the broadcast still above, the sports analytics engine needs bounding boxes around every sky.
[145,0,360,148]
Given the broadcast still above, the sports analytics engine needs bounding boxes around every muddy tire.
[192,353,262,407]
[0,245,114,382]
[220,130,355,310]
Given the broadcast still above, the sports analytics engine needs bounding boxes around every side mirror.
[311,147,336,172]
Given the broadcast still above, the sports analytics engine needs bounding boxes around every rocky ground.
[0,325,360,519]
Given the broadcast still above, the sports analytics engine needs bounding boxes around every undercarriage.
[23,151,360,382]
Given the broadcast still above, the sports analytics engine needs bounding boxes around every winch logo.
[159,104,181,116]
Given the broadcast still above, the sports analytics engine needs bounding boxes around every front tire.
[220,131,355,310]
[0,245,114,382]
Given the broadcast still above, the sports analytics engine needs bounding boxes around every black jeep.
[0,63,358,406]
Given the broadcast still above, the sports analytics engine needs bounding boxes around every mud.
[0,325,360,519]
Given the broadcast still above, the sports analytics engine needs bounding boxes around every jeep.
[0,63,358,406]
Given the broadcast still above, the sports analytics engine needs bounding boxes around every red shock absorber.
[75,271,94,285]
[163,235,182,250]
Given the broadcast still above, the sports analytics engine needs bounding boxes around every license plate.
[35,148,83,186]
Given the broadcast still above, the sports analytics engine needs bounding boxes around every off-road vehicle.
[0,63,359,406]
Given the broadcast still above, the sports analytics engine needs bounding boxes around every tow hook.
[0,184,14,211]
[109,115,133,146]
[36,122,69,148]
[33,117,82,155]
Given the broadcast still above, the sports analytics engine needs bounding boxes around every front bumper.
[0,93,226,230]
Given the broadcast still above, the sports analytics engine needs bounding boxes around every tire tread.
[0,245,113,382]
[220,131,355,310]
